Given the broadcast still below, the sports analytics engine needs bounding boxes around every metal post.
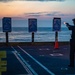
[32,32,34,42]
[6,32,8,45]
[55,31,58,41]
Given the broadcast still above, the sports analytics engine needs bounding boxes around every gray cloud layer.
[0,0,65,3]
[24,12,66,17]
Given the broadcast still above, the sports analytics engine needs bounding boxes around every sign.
[0,51,7,75]
[53,18,61,31]
[0,67,7,72]
[28,18,37,32]
[0,51,6,58]
[0,61,7,65]
[2,17,11,32]
[0,51,7,67]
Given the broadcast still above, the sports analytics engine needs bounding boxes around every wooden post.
[32,32,34,42]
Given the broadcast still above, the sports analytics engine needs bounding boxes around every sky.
[0,0,75,27]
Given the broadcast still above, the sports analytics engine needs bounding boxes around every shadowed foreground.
[0,42,75,75]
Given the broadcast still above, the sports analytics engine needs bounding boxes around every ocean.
[0,27,71,42]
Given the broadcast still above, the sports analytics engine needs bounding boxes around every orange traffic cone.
[54,40,59,49]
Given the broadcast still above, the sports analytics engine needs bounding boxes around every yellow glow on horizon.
[0,1,60,17]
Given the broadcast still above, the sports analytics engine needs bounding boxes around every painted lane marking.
[11,46,38,75]
[11,46,32,75]
[18,46,55,75]
[50,53,63,56]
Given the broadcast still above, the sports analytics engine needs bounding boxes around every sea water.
[0,27,71,42]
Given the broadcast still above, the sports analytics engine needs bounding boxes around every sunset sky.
[0,0,75,27]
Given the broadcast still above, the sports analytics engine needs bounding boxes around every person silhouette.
[65,18,75,67]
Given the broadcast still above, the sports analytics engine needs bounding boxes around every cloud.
[25,12,43,17]
[25,0,65,1]
[24,11,66,17]
[46,12,65,16]
[0,0,65,3]
[0,0,13,3]
[0,0,14,3]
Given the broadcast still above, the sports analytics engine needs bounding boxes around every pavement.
[0,45,75,75]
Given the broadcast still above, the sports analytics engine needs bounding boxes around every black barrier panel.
[2,17,12,32]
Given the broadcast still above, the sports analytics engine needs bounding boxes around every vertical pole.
[6,32,8,45]
[55,31,58,41]
[32,32,34,42]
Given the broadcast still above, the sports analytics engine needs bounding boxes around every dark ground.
[0,44,75,75]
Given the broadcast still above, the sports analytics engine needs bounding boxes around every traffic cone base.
[54,41,59,49]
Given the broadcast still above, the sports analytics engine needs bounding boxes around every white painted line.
[39,55,45,57]
[61,67,68,70]
[12,51,32,75]
[18,53,38,75]
[18,46,55,75]
[11,46,38,75]
[39,48,49,51]
[50,53,63,56]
